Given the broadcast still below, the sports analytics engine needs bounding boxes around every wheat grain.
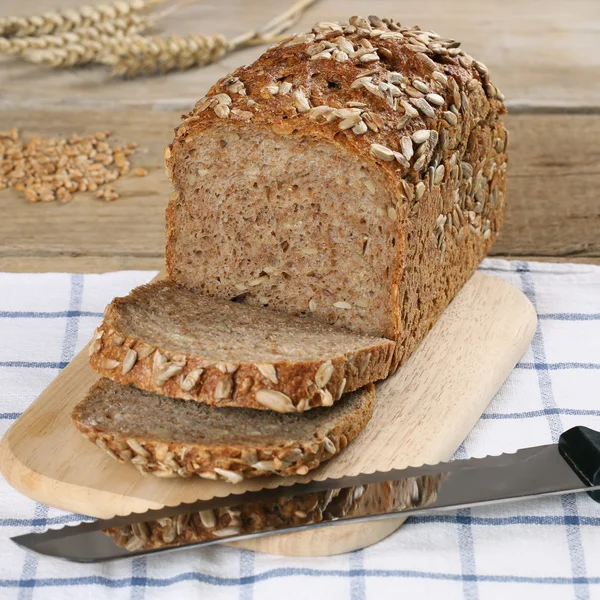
[0,128,141,203]
[0,0,165,38]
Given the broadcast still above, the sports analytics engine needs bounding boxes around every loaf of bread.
[165,15,507,369]
[73,378,375,480]
[89,280,394,411]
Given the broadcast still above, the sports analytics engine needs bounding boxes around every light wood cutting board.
[0,272,537,556]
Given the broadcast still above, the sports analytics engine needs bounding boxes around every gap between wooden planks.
[1,111,599,272]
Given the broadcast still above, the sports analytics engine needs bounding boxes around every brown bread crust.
[164,16,507,370]
[89,281,394,411]
[72,379,376,480]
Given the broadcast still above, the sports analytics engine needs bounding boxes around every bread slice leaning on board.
[73,379,376,479]
[89,281,394,411]
[164,15,507,371]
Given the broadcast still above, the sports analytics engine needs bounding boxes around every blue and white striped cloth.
[1,258,599,600]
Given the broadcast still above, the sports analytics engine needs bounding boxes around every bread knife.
[12,425,600,562]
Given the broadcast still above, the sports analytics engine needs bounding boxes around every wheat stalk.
[107,0,320,77]
[0,15,153,55]
[0,0,165,38]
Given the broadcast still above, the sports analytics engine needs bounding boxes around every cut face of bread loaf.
[89,281,394,411]
[165,15,508,369]
[73,379,375,480]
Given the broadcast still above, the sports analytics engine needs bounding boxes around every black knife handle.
[558,426,600,503]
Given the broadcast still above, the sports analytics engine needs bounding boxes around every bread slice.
[89,280,394,412]
[73,378,376,480]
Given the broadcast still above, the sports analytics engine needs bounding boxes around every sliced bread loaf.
[73,378,375,480]
[89,280,394,411]
[165,16,507,371]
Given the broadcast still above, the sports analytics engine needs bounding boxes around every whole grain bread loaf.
[164,15,507,370]
[73,378,375,480]
[89,280,393,411]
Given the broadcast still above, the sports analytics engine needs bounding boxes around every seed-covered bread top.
[73,379,376,480]
[90,281,394,411]
[166,14,505,183]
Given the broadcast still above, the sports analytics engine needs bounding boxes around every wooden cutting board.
[0,272,536,556]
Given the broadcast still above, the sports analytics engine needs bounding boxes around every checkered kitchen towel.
[0,258,599,600]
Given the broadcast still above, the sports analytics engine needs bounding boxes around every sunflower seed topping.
[121,349,137,375]
[257,364,278,384]
[370,143,395,161]
[315,360,334,388]
[324,437,336,454]
[100,357,119,370]
[411,129,430,144]
[180,369,202,392]
[214,374,233,399]
[411,97,436,118]
[214,468,244,484]
[401,136,414,160]
[426,93,445,106]
[415,181,426,200]
[255,389,296,412]
[412,79,430,93]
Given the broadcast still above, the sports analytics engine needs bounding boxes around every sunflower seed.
[121,349,137,375]
[412,129,430,144]
[213,525,242,537]
[255,389,296,412]
[100,357,119,370]
[88,338,102,356]
[360,52,379,62]
[278,81,293,95]
[401,136,414,160]
[126,438,149,458]
[442,110,458,126]
[257,364,278,384]
[426,93,445,106]
[411,97,436,118]
[324,437,336,454]
[416,52,437,71]
[370,143,395,161]
[396,114,412,130]
[400,100,419,118]
[412,79,430,93]
[253,460,278,472]
[292,89,311,113]
[180,369,202,392]
[214,375,233,399]
[352,120,368,135]
[315,360,334,388]
[413,154,428,171]
[214,468,244,484]
[336,377,347,400]
[415,181,426,200]
[319,388,334,406]
[474,60,489,75]
[339,114,362,130]
[308,298,318,312]
[432,71,449,86]
[333,301,352,309]
[214,104,230,119]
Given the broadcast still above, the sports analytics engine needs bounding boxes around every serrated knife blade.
[12,426,600,562]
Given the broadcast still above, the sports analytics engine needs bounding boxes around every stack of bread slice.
[73,13,507,486]
[74,282,394,480]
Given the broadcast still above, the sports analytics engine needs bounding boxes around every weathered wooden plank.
[1,0,599,110]
[1,110,599,272]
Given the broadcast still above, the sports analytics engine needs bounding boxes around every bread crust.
[164,16,508,368]
[72,379,376,480]
[89,281,394,411]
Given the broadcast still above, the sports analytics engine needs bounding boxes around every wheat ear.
[0,0,165,38]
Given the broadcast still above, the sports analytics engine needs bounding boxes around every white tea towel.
[0,259,599,600]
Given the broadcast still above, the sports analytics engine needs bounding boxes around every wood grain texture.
[0,272,536,555]
[2,110,599,271]
[0,0,598,110]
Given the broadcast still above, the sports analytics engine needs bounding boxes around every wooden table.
[1,0,599,272]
